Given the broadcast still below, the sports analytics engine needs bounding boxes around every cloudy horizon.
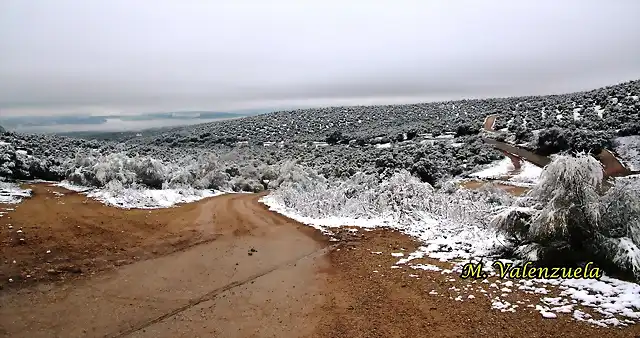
[2,0,640,121]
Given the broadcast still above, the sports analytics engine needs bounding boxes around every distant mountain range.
[0,110,272,134]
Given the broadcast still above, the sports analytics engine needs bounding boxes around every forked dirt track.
[1,184,640,337]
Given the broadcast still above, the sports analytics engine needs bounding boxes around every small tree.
[491,153,640,280]
[326,130,343,145]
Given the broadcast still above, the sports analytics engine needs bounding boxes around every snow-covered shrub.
[133,157,166,188]
[490,153,640,280]
[596,180,640,277]
[193,170,229,190]
[0,139,64,181]
[63,151,180,188]
[269,166,510,227]
[0,141,16,177]
[230,177,264,192]
[525,153,603,244]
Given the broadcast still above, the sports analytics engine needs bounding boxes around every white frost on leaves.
[614,136,640,171]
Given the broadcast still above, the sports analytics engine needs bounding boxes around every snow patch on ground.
[86,187,225,209]
[0,182,32,204]
[260,198,394,235]
[55,180,93,192]
[389,244,640,326]
[375,143,392,149]
[469,157,542,185]
[55,180,225,209]
[509,161,543,184]
[469,158,514,179]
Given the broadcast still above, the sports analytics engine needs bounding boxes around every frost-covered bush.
[60,148,316,192]
[597,180,640,277]
[490,153,640,280]
[65,152,153,187]
[0,140,64,181]
[269,166,512,227]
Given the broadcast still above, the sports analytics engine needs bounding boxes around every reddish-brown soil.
[459,179,530,196]
[312,230,640,338]
[0,183,231,289]
[1,185,639,338]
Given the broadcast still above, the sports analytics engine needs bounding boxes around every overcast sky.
[2,0,640,117]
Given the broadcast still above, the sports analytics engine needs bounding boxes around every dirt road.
[1,189,330,337]
[2,186,640,337]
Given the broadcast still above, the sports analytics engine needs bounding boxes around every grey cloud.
[2,0,640,117]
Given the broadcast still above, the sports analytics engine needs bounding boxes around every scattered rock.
[63,266,82,274]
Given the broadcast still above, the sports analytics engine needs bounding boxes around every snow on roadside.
[0,182,32,204]
[261,190,640,328]
[261,193,500,258]
[391,247,640,326]
[86,187,224,209]
[261,197,394,235]
[55,180,93,192]
[470,157,542,186]
[54,180,225,209]
[509,161,543,185]
[470,158,513,179]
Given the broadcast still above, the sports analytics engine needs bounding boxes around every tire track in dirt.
[110,245,335,338]
[1,191,330,338]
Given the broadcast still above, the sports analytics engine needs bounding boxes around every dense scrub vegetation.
[0,79,638,189]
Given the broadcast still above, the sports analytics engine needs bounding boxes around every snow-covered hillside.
[1,79,639,189]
